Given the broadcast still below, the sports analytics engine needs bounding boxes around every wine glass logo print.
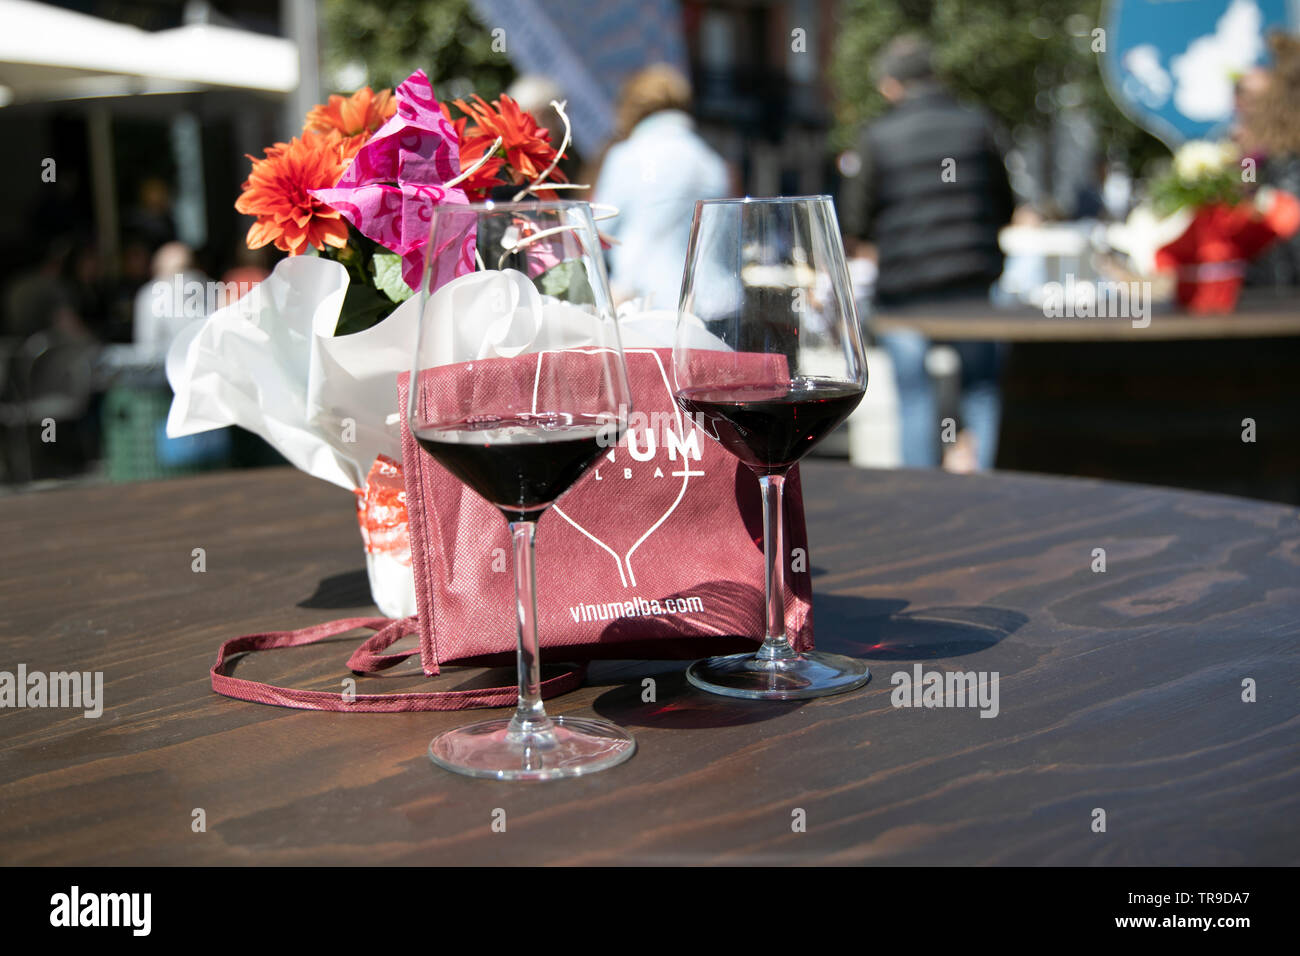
[542,348,707,588]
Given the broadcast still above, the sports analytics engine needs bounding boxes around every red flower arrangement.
[1150,140,1300,313]
[1154,190,1300,313]
[234,70,571,333]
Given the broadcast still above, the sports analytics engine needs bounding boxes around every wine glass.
[672,195,871,699]
[410,199,635,779]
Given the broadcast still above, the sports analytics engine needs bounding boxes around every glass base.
[429,716,636,781]
[686,650,871,700]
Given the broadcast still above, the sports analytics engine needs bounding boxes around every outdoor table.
[871,290,1300,341]
[1,461,1296,864]
[870,291,1300,504]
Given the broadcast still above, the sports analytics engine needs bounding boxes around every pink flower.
[311,70,474,291]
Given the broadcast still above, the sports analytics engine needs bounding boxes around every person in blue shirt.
[594,64,732,309]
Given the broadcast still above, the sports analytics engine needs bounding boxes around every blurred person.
[69,241,114,339]
[1231,66,1271,156]
[1073,156,1120,222]
[133,241,207,362]
[1238,34,1300,290]
[594,64,730,309]
[840,34,1015,472]
[98,238,155,344]
[124,178,177,253]
[3,238,89,341]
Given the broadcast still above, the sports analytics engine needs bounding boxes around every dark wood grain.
[1,463,1297,865]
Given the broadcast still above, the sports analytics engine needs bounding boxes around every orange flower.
[454,93,567,189]
[440,104,505,201]
[304,86,396,140]
[236,136,352,256]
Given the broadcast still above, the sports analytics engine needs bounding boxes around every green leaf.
[372,251,417,304]
[334,281,396,336]
[537,259,594,304]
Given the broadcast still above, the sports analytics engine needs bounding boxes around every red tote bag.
[210,347,815,711]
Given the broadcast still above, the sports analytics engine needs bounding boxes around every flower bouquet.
[165,70,582,616]
[1149,140,1300,313]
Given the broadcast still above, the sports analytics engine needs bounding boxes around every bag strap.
[210,616,587,712]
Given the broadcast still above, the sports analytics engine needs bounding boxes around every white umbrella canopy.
[0,0,297,105]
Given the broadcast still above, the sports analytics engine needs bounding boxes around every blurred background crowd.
[2,0,1298,501]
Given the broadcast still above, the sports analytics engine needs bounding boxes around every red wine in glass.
[675,379,864,476]
[410,199,636,780]
[415,415,616,523]
[673,194,872,700]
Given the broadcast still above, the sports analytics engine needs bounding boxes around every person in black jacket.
[840,35,1015,470]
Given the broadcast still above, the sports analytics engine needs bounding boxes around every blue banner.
[1100,0,1296,146]
[468,0,687,156]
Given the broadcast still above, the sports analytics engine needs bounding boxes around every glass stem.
[506,520,555,741]
[756,473,798,661]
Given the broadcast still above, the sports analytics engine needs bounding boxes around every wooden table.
[871,290,1300,341]
[871,292,1300,504]
[1,463,1297,865]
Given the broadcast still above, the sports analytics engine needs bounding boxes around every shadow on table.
[587,595,1025,729]
[298,569,373,609]
[587,664,804,729]
[291,576,1023,720]
[813,595,1027,660]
